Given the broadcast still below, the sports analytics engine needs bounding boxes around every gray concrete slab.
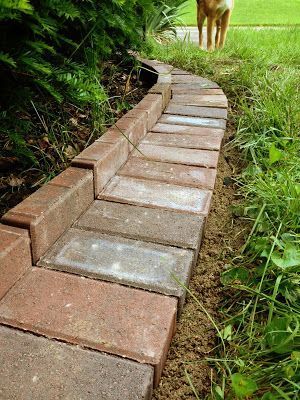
[0,325,153,400]
[76,200,204,250]
[38,227,194,305]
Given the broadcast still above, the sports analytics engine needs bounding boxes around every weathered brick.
[119,157,217,189]
[72,141,128,195]
[97,126,130,145]
[0,267,177,386]
[157,74,172,84]
[165,104,227,119]
[142,131,222,151]
[172,94,228,108]
[1,168,93,262]
[100,175,212,216]
[172,75,218,85]
[117,111,148,147]
[0,224,32,300]
[39,227,194,306]
[159,114,226,129]
[134,94,163,130]
[171,82,219,90]
[76,200,204,250]
[0,325,154,400]
[171,87,224,95]
[148,83,171,109]
[152,122,225,138]
[133,144,219,168]
[170,68,190,75]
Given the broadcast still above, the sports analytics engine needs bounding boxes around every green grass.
[145,28,300,399]
[180,0,300,26]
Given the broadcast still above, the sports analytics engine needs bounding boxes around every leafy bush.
[0,0,154,164]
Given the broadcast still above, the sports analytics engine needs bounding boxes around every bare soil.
[153,121,249,399]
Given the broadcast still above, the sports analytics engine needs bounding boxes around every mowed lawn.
[180,0,300,25]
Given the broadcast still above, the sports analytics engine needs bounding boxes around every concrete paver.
[100,175,212,215]
[159,114,226,129]
[142,131,222,151]
[0,268,177,386]
[133,143,219,168]
[76,200,205,249]
[0,325,154,400]
[172,94,227,108]
[165,104,227,119]
[0,224,32,300]
[38,227,194,303]
[119,157,216,189]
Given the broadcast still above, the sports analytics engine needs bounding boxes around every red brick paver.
[0,268,177,386]
[119,157,217,189]
[0,224,32,300]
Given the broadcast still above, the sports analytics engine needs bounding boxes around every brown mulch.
[0,60,148,217]
[153,121,249,399]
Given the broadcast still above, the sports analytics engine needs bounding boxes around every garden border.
[0,57,228,398]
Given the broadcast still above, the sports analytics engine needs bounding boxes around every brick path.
[0,59,227,399]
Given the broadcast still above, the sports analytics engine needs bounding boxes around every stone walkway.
[0,60,227,399]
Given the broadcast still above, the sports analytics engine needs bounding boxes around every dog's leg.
[207,15,215,52]
[219,9,231,49]
[197,6,206,49]
[215,19,221,49]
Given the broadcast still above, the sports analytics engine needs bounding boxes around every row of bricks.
[0,60,227,398]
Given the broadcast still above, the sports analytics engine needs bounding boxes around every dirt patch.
[153,123,249,399]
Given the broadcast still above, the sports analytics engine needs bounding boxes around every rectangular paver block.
[172,94,228,108]
[0,224,32,300]
[148,83,171,109]
[0,325,154,400]
[72,141,128,195]
[100,175,212,216]
[1,168,93,262]
[0,267,177,386]
[172,75,218,85]
[171,87,224,95]
[171,82,219,90]
[159,114,226,130]
[133,143,219,168]
[165,104,227,119]
[117,111,148,147]
[142,131,222,151]
[39,227,194,306]
[76,200,204,250]
[119,157,216,189]
[133,94,163,130]
[152,122,224,139]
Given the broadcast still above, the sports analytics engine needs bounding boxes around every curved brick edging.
[0,59,227,399]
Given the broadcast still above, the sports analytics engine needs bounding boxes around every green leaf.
[213,385,224,400]
[218,324,232,341]
[221,267,249,285]
[261,393,277,400]
[231,373,258,398]
[269,143,283,165]
[265,317,297,354]
[291,351,300,360]
[271,243,300,269]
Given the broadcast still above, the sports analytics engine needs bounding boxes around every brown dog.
[197,0,234,51]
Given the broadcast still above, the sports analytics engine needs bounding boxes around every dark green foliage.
[0,0,154,164]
